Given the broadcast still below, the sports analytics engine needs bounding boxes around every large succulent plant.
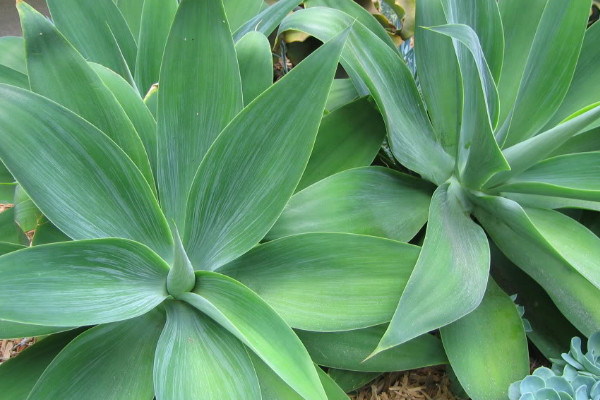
[0,0,420,398]
[274,0,600,398]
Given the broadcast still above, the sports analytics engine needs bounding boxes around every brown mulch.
[0,338,36,365]
[351,367,459,400]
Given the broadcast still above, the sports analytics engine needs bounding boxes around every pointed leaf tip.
[167,223,196,296]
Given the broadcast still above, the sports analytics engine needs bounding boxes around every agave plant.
[0,0,423,398]
[271,0,600,397]
[510,333,600,400]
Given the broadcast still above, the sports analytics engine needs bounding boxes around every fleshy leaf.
[235,31,273,106]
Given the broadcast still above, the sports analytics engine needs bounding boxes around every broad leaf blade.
[219,233,420,331]
[499,0,591,146]
[269,167,432,242]
[19,2,154,184]
[0,330,82,400]
[280,9,454,184]
[297,98,386,191]
[179,271,327,400]
[233,0,303,42]
[377,182,490,351]
[47,0,137,81]
[154,301,260,400]
[29,311,164,400]
[497,152,600,202]
[473,194,600,335]
[325,79,359,112]
[224,0,265,32]
[13,185,41,233]
[0,36,26,73]
[115,0,145,41]
[0,239,169,326]
[184,30,347,271]
[0,65,28,89]
[440,279,530,400]
[235,31,273,106]
[297,326,447,372]
[0,208,28,246]
[134,0,178,95]
[0,85,172,259]
[415,0,461,156]
[0,320,72,340]
[157,0,243,229]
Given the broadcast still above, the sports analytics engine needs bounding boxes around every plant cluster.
[0,0,599,399]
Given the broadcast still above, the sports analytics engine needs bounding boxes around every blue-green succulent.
[510,333,600,400]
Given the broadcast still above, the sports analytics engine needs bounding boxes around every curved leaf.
[269,167,432,242]
[297,326,447,372]
[134,0,178,95]
[376,182,490,352]
[157,0,243,228]
[29,311,164,400]
[473,194,600,335]
[280,8,454,184]
[0,239,169,326]
[13,184,41,233]
[183,30,347,271]
[0,36,26,73]
[19,2,154,184]
[325,79,359,112]
[179,271,327,400]
[0,65,28,89]
[440,279,530,400]
[0,330,82,400]
[0,321,72,340]
[233,0,303,42]
[47,0,137,81]
[154,301,260,400]
[219,233,420,331]
[0,242,25,257]
[499,0,591,146]
[297,98,386,191]
[0,85,172,259]
[235,31,273,106]
[0,208,27,246]
[497,152,600,202]
[224,0,265,32]
[115,0,145,41]
[327,369,380,393]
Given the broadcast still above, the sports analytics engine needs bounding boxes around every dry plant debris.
[0,337,36,365]
[351,367,460,400]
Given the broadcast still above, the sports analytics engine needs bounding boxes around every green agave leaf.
[115,0,145,41]
[473,194,600,335]
[297,97,386,191]
[47,0,137,81]
[219,233,420,331]
[179,271,327,400]
[496,0,547,126]
[13,185,41,233]
[233,0,303,42]
[325,79,359,113]
[545,21,600,130]
[0,36,26,73]
[29,311,164,400]
[184,30,346,271]
[0,208,28,246]
[154,301,260,400]
[250,354,349,400]
[376,182,490,352]
[498,0,591,146]
[502,192,600,213]
[279,8,454,184]
[305,0,398,51]
[0,64,28,89]
[297,326,447,372]
[223,0,265,32]
[144,83,158,119]
[135,0,178,95]
[0,320,73,340]
[440,279,530,400]
[441,0,504,82]
[166,226,195,297]
[552,127,600,156]
[327,369,380,393]
[235,31,273,106]
[0,184,16,204]
[0,239,169,326]
[31,218,70,246]
[269,167,432,242]
[89,62,158,175]
[428,23,508,188]
[491,243,580,360]
[19,2,154,185]
[157,0,243,229]
[0,242,25,256]
[0,329,82,400]
[497,152,600,202]
[0,85,172,259]
[415,0,461,156]
[0,163,13,184]
[488,103,600,187]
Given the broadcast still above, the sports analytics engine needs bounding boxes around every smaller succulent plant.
[510,333,600,400]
